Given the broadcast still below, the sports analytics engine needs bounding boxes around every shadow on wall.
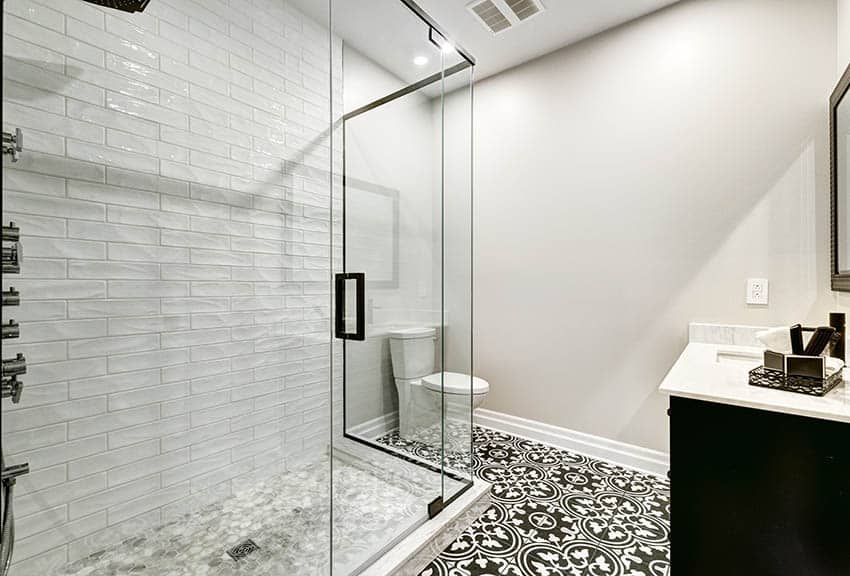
[467,0,842,452]
[616,137,822,447]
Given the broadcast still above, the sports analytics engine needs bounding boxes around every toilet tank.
[388,327,437,379]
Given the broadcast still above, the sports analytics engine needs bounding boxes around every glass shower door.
[328,0,475,571]
[330,2,445,571]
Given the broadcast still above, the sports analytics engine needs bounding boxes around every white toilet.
[422,371,490,413]
[389,327,490,441]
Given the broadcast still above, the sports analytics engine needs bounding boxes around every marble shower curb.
[359,480,491,576]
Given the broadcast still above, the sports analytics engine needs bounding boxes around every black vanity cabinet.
[669,396,850,576]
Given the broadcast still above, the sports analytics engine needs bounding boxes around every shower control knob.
[2,243,22,274]
[1,354,26,378]
[2,223,23,274]
[1,376,24,404]
[2,287,20,307]
[2,222,20,243]
[2,320,20,340]
[2,128,23,162]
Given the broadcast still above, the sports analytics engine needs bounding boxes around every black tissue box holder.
[748,365,843,397]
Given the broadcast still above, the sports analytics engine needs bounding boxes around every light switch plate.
[746,278,769,305]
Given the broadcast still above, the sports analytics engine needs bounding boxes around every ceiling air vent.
[504,0,543,21]
[467,0,545,35]
[468,0,513,34]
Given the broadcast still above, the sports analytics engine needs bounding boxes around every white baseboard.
[474,408,670,477]
[347,408,669,477]
[348,411,398,440]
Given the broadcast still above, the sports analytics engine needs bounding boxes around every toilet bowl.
[421,372,490,413]
[423,372,489,453]
[389,327,490,441]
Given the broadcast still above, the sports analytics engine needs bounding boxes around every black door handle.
[335,273,365,341]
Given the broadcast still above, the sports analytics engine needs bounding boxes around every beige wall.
[467,0,846,452]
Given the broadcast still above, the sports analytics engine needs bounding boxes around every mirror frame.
[830,62,850,291]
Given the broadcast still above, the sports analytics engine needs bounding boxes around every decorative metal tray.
[748,365,843,397]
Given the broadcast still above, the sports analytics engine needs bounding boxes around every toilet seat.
[422,372,489,395]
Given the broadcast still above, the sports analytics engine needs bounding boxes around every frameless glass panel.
[334,24,444,576]
[344,86,445,458]
[323,0,470,572]
[441,63,475,502]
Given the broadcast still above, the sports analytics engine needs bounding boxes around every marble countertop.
[660,325,850,424]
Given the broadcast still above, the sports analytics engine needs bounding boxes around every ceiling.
[290,0,681,98]
[292,0,465,83]
[416,0,681,81]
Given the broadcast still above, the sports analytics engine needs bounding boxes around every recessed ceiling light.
[414,56,429,66]
[428,28,458,56]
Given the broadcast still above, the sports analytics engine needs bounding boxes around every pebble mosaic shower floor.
[377,426,671,576]
[56,442,440,576]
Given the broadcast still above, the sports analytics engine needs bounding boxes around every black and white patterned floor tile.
[376,426,670,576]
[375,422,473,474]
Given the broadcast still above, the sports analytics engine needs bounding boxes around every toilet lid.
[422,372,489,395]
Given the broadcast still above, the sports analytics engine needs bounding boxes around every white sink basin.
[715,348,762,367]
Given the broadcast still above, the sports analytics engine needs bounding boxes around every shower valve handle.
[1,288,20,307]
[2,320,20,340]
[1,376,24,404]
[2,223,20,243]
[2,128,23,162]
[2,243,22,274]
[1,354,26,378]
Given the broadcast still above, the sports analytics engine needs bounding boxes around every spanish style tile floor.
[376,426,671,576]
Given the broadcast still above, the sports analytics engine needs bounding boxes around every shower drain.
[227,539,260,561]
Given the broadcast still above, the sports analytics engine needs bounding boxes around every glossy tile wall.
[1,0,333,572]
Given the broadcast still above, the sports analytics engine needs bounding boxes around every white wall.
[464,0,846,452]
[840,0,850,73]
[340,47,442,429]
[1,0,333,572]
[339,48,474,432]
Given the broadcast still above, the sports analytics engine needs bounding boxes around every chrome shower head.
[80,0,151,12]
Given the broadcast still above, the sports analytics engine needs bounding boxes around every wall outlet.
[746,278,769,305]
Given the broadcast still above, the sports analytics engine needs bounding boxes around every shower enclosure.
[0,0,474,574]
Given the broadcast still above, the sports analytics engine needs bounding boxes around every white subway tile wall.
[1,0,336,572]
